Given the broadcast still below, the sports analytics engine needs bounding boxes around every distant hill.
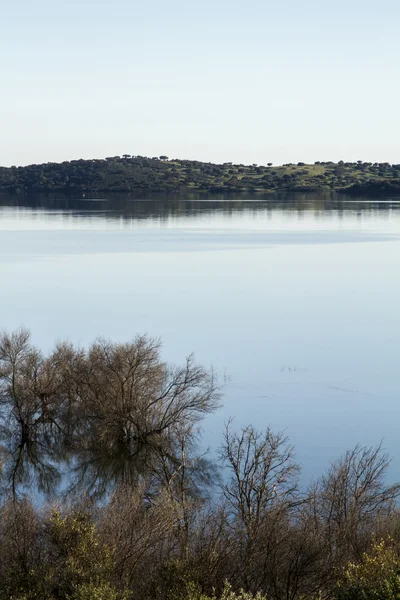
[1,155,400,196]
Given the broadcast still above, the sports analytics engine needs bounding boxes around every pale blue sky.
[2,0,399,166]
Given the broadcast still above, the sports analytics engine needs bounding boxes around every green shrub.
[70,582,128,600]
[185,581,267,600]
[335,539,400,600]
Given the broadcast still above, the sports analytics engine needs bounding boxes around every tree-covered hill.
[1,155,400,196]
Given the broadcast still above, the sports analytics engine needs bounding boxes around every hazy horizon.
[2,0,400,167]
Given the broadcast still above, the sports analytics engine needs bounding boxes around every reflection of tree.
[69,339,219,496]
[0,330,220,500]
[1,192,398,228]
[0,329,63,498]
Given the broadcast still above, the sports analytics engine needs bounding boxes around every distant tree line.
[1,329,400,600]
[1,155,400,196]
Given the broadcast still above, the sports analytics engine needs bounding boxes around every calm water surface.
[1,194,400,483]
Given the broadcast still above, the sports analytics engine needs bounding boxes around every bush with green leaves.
[70,582,129,600]
[335,539,400,600]
[184,581,267,600]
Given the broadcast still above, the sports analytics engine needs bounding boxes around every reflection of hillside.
[0,192,400,224]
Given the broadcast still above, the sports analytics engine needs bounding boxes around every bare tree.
[221,422,300,536]
[153,423,218,561]
[58,336,221,495]
[99,482,178,592]
[0,329,64,498]
[0,330,220,500]
[310,443,400,563]
[220,422,300,592]
[0,498,45,598]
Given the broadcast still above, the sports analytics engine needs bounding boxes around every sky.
[1,0,400,167]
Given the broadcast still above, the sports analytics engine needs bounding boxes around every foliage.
[47,510,115,592]
[70,582,127,600]
[335,539,400,600]
[1,155,400,195]
[184,581,268,600]
[0,502,125,600]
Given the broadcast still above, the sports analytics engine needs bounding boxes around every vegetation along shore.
[1,155,400,196]
[1,329,400,600]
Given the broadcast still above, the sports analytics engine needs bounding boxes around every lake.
[1,193,399,484]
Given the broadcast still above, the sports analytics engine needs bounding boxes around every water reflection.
[1,192,400,222]
[1,193,400,233]
[0,192,400,485]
